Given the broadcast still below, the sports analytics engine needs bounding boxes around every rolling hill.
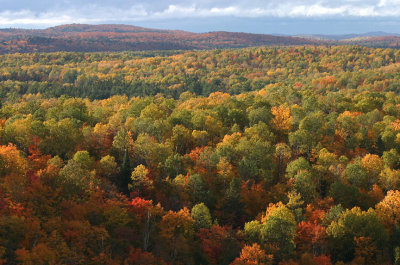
[2,24,400,54]
[295,31,400,41]
[0,24,320,54]
[296,31,400,47]
[341,35,400,48]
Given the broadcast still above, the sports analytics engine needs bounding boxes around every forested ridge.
[2,46,400,264]
[1,24,400,54]
[0,24,318,54]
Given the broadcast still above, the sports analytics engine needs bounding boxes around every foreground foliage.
[1,46,400,264]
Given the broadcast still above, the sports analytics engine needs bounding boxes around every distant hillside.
[294,31,400,48]
[295,31,400,41]
[340,36,400,48]
[0,24,320,54]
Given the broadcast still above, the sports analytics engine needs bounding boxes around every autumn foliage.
[0,46,400,264]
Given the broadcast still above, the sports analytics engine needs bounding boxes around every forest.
[0,24,318,54]
[2,45,400,264]
[1,24,400,55]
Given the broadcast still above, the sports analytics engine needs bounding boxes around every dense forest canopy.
[2,46,400,264]
[1,46,400,100]
[0,24,319,54]
[1,24,399,54]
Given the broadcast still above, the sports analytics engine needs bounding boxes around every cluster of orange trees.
[2,46,400,264]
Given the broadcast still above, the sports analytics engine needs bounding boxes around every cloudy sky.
[2,0,400,34]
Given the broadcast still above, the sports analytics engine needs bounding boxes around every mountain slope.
[295,31,400,41]
[0,24,320,54]
[341,36,400,48]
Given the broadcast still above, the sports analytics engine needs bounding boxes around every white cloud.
[2,1,400,28]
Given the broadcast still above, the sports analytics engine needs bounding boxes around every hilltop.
[0,24,319,54]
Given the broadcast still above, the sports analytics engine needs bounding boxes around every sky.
[2,0,400,34]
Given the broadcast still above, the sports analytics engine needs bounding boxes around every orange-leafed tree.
[313,254,332,265]
[231,243,273,265]
[158,208,194,264]
[129,197,163,251]
[376,190,400,229]
[271,105,293,137]
[123,247,167,265]
[0,144,28,201]
[296,221,327,256]
[198,225,241,265]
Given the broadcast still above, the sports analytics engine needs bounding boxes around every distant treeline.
[1,46,400,102]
